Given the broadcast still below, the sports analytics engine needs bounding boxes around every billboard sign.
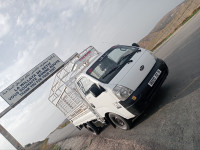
[0,53,64,106]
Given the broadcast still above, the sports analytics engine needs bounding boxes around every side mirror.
[132,43,139,47]
[89,84,105,97]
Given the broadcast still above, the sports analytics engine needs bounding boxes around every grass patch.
[89,138,93,146]
[57,120,70,129]
[181,6,200,26]
[40,138,56,150]
[41,138,49,150]
[152,32,174,51]
[39,120,70,150]
[52,145,62,150]
[152,6,200,51]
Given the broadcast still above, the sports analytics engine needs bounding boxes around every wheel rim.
[86,125,94,132]
[113,116,125,127]
[109,113,130,130]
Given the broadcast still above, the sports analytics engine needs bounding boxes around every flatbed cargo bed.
[48,46,102,125]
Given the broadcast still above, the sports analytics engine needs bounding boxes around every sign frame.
[0,53,64,106]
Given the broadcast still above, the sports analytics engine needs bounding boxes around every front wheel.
[109,113,131,130]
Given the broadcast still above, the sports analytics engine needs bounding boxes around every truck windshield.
[86,45,140,83]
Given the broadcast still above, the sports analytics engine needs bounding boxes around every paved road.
[48,12,200,149]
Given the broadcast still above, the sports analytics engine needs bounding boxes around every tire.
[85,122,100,135]
[108,113,130,130]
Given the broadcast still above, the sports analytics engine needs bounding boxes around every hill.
[138,0,200,50]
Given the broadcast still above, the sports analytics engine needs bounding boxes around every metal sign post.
[0,124,25,150]
[0,53,65,150]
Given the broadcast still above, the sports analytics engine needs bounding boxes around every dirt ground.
[55,134,147,150]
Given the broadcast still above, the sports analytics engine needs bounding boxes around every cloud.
[0,13,10,38]
[60,9,73,20]
[16,16,24,26]
[28,17,35,25]
[0,48,37,93]
[77,0,102,14]
[16,14,35,27]
[0,48,37,112]
[0,0,14,9]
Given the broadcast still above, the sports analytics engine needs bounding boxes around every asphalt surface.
[48,12,200,149]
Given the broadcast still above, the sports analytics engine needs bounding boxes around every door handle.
[90,103,95,108]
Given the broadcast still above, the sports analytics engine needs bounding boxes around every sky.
[0,0,184,149]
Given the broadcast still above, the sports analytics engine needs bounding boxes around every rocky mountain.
[138,0,200,50]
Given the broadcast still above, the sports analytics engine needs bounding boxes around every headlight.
[149,51,157,60]
[113,85,133,101]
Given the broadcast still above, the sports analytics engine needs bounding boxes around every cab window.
[86,45,139,83]
[77,77,93,96]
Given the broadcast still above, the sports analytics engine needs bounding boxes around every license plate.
[148,69,162,87]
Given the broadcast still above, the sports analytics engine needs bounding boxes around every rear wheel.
[85,122,100,135]
[109,113,130,130]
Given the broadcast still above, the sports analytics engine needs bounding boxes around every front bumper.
[119,58,168,116]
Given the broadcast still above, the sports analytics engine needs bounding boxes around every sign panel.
[0,53,64,106]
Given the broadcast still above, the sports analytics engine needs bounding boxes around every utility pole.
[0,104,25,150]
[0,124,25,150]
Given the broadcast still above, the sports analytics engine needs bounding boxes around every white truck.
[48,44,168,134]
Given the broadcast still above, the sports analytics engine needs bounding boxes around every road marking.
[176,76,200,97]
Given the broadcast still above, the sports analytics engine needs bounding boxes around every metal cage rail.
[48,46,101,122]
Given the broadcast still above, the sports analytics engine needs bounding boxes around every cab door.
[77,76,120,117]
